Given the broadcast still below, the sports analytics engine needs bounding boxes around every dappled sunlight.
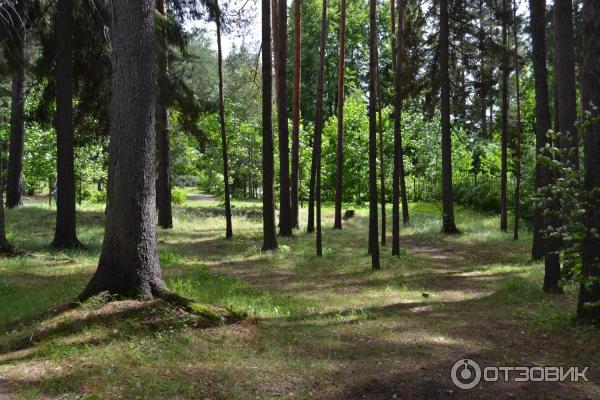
[1,201,599,398]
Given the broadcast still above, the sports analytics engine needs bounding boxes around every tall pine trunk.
[376,50,385,246]
[439,0,459,234]
[554,0,579,173]
[80,0,166,300]
[290,0,301,229]
[275,0,292,237]
[392,0,408,258]
[500,0,509,233]
[52,0,82,249]
[156,0,173,230]
[333,0,346,230]
[577,0,600,322]
[262,0,278,251]
[216,9,233,239]
[529,0,548,261]
[512,0,522,241]
[529,0,561,292]
[368,0,380,269]
[314,0,328,256]
[478,0,488,140]
[7,0,26,209]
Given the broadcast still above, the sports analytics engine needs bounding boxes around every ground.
[0,197,598,399]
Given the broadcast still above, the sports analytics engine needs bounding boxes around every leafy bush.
[91,190,107,204]
[171,187,187,205]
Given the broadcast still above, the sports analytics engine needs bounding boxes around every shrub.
[171,187,187,205]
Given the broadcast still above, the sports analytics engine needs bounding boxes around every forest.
[0,0,599,398]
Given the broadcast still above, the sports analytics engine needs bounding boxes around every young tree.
[333,0,346,230]
[375,50,386,245]
[315,0,328,256]
[215,4,233,239]
[368,0,380,269]
[262,0,278,251]
[156,0,173,230]
[276,0,292,237]
[6,0,26,209]
[51,0,83,249]
[439,0,459,234]
[512,0,522,241]
[79,0,166,300]
[290,0,301,229]
[500,0,509,233]
[577,0,600,322]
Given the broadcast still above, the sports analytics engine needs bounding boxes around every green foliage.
[171,187,187,205]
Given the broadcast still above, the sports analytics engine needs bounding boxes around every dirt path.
[186,193,216,201]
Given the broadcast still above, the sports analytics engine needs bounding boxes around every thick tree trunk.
[52,0,83,249]
[7,0,26,209]
[79,0,166,300]
[276,0,292,237]
[529,0,549,261]
[262,0,278,251]
[554,0,579,173]
[314,0,328,256]
[439,0,459,234]
[392,0,404,255]
[368,0,380,269]
[290,0,301,229]
[333,0,346,230]
[216,13,233,239]
[512,0,522,241]
[156,0,173,230]
[0,144,15,255]
[500,0,509,233]
[577,0,600,322]
[529,0,561,291]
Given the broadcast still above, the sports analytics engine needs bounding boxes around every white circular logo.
[451,358,482,390]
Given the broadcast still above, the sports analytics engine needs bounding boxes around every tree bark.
[79,0,166,300]
[577,0,600,321]
[500,0,509,233]
[6,0,26,209]
[216,9,233,239]
[262,0,278,251]
[290,0,301,229]
[333,0,346,230]
[439,0,459,234]
[314,0,328,256]
[478,0,488,140]
[368,0,380,269]
[529,0,549,260]
[52,0,83,249]
[512,0,522,241]
[554,0,579,173]
[376,58,385,246]
[156,0,173,230]
[0,144,15,255]
[276,0,292,236]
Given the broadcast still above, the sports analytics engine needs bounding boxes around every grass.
[0,197,599,399]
